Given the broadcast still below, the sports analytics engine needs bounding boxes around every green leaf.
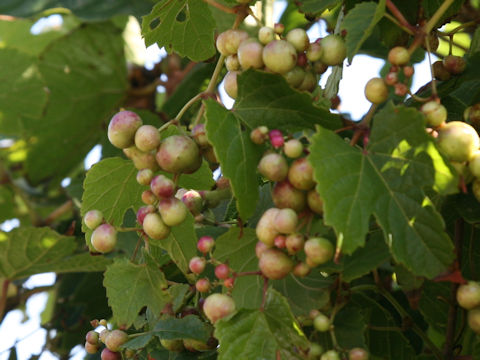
[352,292,415,359]
[470,28,480,55]
[205,100,263,219]
[418,281,450,331]
[333,305,366,349]
[141,0,216,61]
[0,186,16,222]
[215,289,307,360]
[153,315,210,341]
[297,0,340,14]
[309,103,456,278]
[422,0,465,28]
[104,257,171,328]
[341,0,386,62]
[157,212,197,276]
[0,0,154,20]
[0,227,110,280]
[234,70,341,132]
[122,334,154,350]
[82,158,144,247]
[176,161,215,190]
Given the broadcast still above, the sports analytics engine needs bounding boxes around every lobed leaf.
[153,315,210,342]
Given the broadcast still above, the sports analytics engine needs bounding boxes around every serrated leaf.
[0,227,110,280]
[215,289,307,360]
[157,212,197,276]
[122,334,154,350]
[205,100,263,219]
[297,0,340,14]
[142,0,216,61]
[153,315,210,341]
[168,283,191,313]
[341,0,386,62]
[104,257,171,328]
[82,157,144,227]
[234,70,341,132]
[309,103,456,278]
[0,0,153,20]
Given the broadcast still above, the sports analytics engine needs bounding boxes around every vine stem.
[202,0,236,14]
[424,32,438,98]
[44,200,73,225]
[385,0,416,32]
[350,284,444,360]
[383,13,414,35]
[424,0,456,34]
[0,279,9,321]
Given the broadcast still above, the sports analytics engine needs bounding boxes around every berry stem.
[116,227,143,232]
[383,13,414,35]
[202,0,236,14]
[43,200,73,225]
[130,237,142,263]
[424,33,438,98]
[260,276,268,312]
[385,0,416,33]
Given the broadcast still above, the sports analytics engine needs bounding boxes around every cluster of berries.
[217,23,346,98]
[84,323,129,360]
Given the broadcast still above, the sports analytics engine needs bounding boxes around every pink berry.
[136,205,155,225]
[197,236,215,254]
[215,264,230,280]
[196,278,210,293]
[269,129,284,148]
[189,256,207,274]
[150,174,175,198]
[108,111,142,149]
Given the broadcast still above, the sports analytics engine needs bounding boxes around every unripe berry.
[388,46,410,66]
[274,208,298,234]
[105,329,128,352]
[158,197,188,226]
[433,60,451,81]
[274,235,287,248]
[274,23,285,35]
[269,129,285,148]
[258,26,275,45]
[216,29,249,56]
[203,293,236,323]
[284,139,303,158]
[293,262,310,277]
[86,330,100,346]
[436,121,480,162]
[156,135,201,174]
[313,313,330,331]
[469,150,480,177]
[224,277,234,288]
[286,28,310,52]
[272,180,307,212]
[394,83,408,97]
[134,125,161,152]
[225,54,240,71]
[84,342,99,354]
[151,175,176,198]
[238,39,264,69]
[197,236,215,253]
[307,189,324,214]
[349,347,369,360]
[99,328,109,342]
[313,61,328,74]
[258,153,288,182]
[321,350,340,360]
[365,78,388,104]
[195,278,210,293]
[136,168,154,186]
[255,241,270,258]
[443,55,466,75]
[473,179,480,202]
[141,189,157,205]
[297,71,317,92]
[262,40,297,74]
[256,208,280,246]
[304,237,334,265]
[223,71,239,99]
[308,343,324,358]
[259,248,294,279]
[136,205,155,225]
[284,67,306,88]
[285,233,304,255]
[250,126,269,144]
[143,213,170,240]
[215,264,230,279]
[191,123,209,148]
[319,35,346,66]
[403,66,414,78]
[189,256,206,274]
[306,42,323,62]
[457,281,480,309]
[182,190,203,215]
[384,71,398,86]
[468,308,480,334]
[288,158,316,190]
[160,338,184,352]
[91,224,117,253]
[84,209,104,230]
[108,111,143,149]
[123,146,158,171]
[101,348,121,360]
[421,101,447,127]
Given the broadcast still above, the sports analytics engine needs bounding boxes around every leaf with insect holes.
[308,103,456,278]
[142,0,216,61]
